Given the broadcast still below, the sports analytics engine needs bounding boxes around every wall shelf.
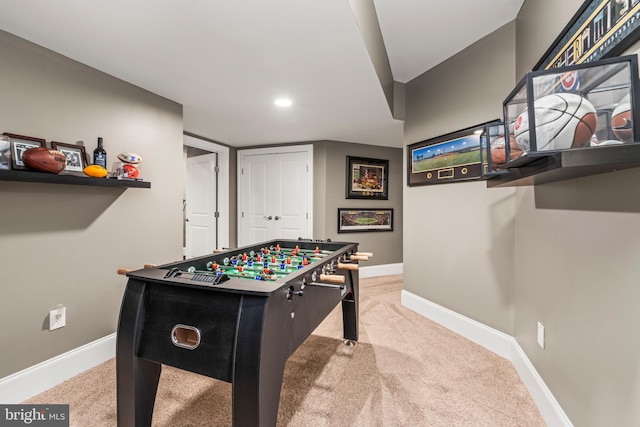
[486,143,640,187]
[0,169,151,188]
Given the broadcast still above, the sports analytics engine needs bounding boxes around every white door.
[242,154,272,243]
[186,152,218,257]
[274,151,309,239]
[238,145,313,246]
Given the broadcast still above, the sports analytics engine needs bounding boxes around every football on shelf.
[83,164,108,178]
[514,93,597,152]
[117,152,142,164]
[490,134,523,165]
[23,147,66,173]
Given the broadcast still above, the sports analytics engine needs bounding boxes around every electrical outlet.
[49,306,66,331]
[537,321,545,349]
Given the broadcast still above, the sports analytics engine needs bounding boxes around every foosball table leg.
[116,279,162,427]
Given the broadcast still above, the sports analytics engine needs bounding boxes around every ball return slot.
[171,324,201,350]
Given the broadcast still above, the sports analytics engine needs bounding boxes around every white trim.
[237,145,313,246]
[359,262,403,278]
[0,333,116,404]
[401,290,573,427]
[183,135,230,250]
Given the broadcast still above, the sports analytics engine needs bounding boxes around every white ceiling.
[0,0,524,148]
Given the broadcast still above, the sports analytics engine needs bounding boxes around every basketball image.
[490,134,523,165]
[513,93,597,152]
[611,94,633,143]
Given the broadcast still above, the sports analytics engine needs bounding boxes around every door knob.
[274,216,281,220]
[264,215,273,220]
[185,218,190,222]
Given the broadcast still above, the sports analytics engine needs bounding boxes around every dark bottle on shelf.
[93,137,107,168]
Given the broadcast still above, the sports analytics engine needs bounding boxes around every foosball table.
[116,238,370,426]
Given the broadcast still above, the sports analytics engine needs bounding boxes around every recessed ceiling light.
[274,98,292,107]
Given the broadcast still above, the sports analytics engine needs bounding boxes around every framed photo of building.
[345,156,389,199]
[337,208,393,233]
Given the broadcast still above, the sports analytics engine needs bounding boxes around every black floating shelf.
[0,169,151,188]
[486,143,640,188]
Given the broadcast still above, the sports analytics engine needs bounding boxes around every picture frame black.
[534,0,640,71]
[407,122,486,187]
[345,156,389,199]
[51,141,88,174]
[0,135,10,171]
[4,133,46,170]
[337,208,393,233]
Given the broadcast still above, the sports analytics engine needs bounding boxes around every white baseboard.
[360,262,403,278]
[401,290,573,427]
[0,333,116,403]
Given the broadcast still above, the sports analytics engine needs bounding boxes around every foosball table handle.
[118,263,155,276]
[319,274,346,284]
[356,252,373,257]
[350,255,369,261]
[337,262,358,271]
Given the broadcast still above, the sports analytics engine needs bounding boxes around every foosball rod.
[307,282,345,289]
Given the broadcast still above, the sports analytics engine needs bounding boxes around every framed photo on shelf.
[0,136,10,170]
[337,208,393,233]
[51,141,88,174]
[3,133,46,170]
[345,156,388,199]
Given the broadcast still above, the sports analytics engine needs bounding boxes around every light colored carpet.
[25,275,545,426]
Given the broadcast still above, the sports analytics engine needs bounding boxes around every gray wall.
[313,140,402,266]
[0,30,184,377]
[514,1,640,425]
[238,140,403,267]
[404,1,640,425]
[403,21,518,334]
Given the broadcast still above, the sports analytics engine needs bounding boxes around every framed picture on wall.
[345,156,389,199]
[337,208,393,233]
[535,0,640,71]
[3,133,46,170]
[51,141,88,174]
[406,122,485,186]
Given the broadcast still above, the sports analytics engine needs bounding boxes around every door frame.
[237,144,313,245]
[183,134,230,251]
